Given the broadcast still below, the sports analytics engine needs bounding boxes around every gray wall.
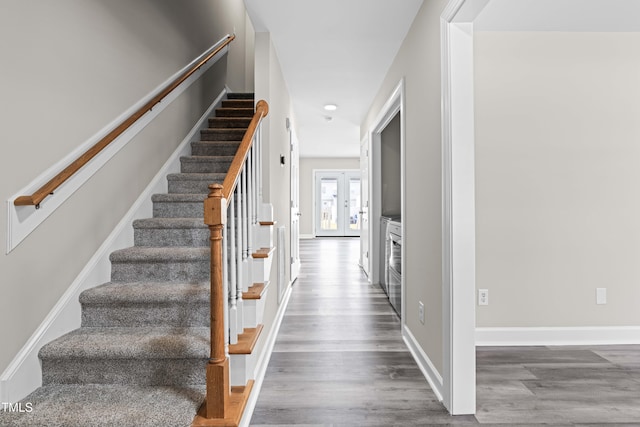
[475,32,640,327]
[361,0,448,373]
[299,158,360,237]
[0,0,252,374]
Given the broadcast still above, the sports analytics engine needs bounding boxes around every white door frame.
[440,0,489,415]
[289,120,300,282]
[369,79,404,288]
[359,134,370,277]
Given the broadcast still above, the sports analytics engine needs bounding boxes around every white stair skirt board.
[252,253,273,285]
[243,290,268,330]
[238,282,294,427]
[403,324,444,403]
[6,36,232,253]
[230,351,259,387]
[257,223,274,248]
[259,203,274,222]
[476,326,640,346]
[0,91,227,404]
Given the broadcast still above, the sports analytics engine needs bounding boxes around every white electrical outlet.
[478,289,489,306]
[418,301,425,324]
[596,288,607,305]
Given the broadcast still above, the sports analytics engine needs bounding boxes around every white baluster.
[222,212,230,349]
[235,187,244,333]
[228,193,238,345]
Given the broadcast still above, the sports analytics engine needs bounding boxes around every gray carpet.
[0,93,254,427]
[0,384,205,427]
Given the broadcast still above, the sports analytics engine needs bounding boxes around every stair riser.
[111,259,209,283]
[200,129,245,141]
[153,200,204,218]
[227,93,254,100]
[221,100,254,109]
[180,158,232,173]
[82,303,209,328]
[208,118,251,129]
[134,228,209,247]
[215,108,254,118]
[190,142,240,157]
[41,358,207,386]
[168,180,217,194]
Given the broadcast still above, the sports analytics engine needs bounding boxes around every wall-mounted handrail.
[14,34,235,209]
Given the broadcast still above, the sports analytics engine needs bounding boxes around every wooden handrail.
[221,100,269,200]
[14,34,236,209]
[201,99,268,421]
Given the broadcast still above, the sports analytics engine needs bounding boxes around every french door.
[315,171,361,237]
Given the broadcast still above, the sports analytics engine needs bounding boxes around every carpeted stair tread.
[199,129,246,141]
[214,107,254,118]
[180,155,234,173]
[166,172,226,182]
[190,141,241,157]
[133,218,207,230]
[80,281,209,305]
[151,193,207,202]
[0,384,205,427]
[208,117,252,128]
[39,326,209,360]
[110,246,209,263]
[80,282,209,327]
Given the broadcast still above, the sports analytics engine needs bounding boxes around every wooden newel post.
[204,183,229,419]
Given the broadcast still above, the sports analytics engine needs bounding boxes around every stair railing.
[203,100,268,420]
[13,34,235,209]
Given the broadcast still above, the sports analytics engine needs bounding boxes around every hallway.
[250,238,463,425]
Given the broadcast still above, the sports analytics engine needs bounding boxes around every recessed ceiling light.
[324,104,337,111]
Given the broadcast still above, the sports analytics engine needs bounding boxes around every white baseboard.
[476,326,640,346]
[0,91,226,403]
[299,234,315,240]
[402,325,444,402]
[239,282,294,427]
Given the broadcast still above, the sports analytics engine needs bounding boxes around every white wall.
[0,0,252,375]
[361,0,448,373]
[253,31,296,355]
[475,32,640,327]
[299,158,360,237]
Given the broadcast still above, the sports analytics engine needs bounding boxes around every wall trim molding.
[403,325,444,402]
[239,281,294,427]
[476,326,640,346]
[6,37,231,253]
[0,91,226,403]
[299,234,315,240]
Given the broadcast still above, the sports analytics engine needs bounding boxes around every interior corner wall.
[252,31,295,356]
[299,158,360,237]
[475,31,640,328]
[361,0,448,373]
[0,0,250,376]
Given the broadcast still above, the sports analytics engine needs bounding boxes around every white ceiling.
[244,0,423,158]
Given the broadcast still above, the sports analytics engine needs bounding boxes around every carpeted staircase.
[0,93,256,427]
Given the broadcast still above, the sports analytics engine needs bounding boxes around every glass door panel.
[315,171,360,237]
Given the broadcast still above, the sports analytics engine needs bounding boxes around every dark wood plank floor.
[250,238,640,426]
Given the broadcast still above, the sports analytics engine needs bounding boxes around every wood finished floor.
[250,238,640,426]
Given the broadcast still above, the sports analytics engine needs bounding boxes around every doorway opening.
[314,170,361,237]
